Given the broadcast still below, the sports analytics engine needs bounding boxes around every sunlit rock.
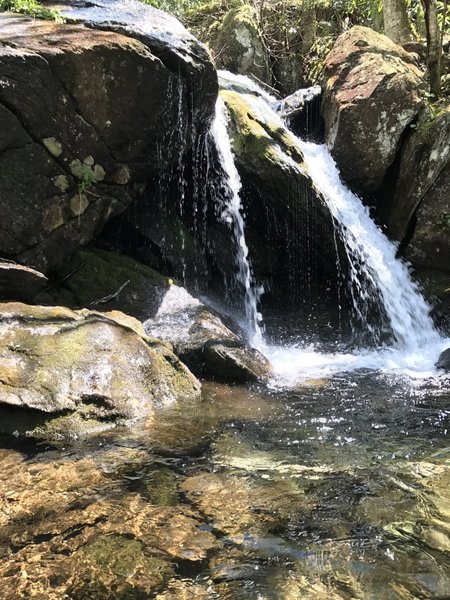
[0,302,200,437]
[322,26,424,193]
[145,283,271,382]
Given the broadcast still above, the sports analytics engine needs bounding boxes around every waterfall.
[209,98,263,347]
[243,92,441,350]
[293,141,440,349]
[213,75,448,379]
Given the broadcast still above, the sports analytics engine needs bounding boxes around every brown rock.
[321,26,424,193]
[0,8,217,274]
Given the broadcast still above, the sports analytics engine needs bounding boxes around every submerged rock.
[321,26,424,193]
[0,2,216,274]
[0,445,219,599]
[0,302,200,437]
[145,284,270,382]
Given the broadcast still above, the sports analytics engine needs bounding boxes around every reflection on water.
[0,373,449,599]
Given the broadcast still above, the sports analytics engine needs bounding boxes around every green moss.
[78,534,174,591]
[220,89,304,166]
[220,4,259,33]
[0,0,63,21]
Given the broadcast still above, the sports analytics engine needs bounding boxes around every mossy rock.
[0,302,201,438]
[211,4,271,84]
[220,89,306,197]
[219,87,340,309]
[39,247,171,320]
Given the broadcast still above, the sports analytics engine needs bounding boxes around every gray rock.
[436,347,450,370]
[381,107,450,244]
[212,5,271,85]
[144,285,271,382]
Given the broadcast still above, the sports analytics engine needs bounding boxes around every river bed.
[1,363,449,599]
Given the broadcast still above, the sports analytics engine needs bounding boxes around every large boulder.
[220,88,340,308]
[206,4,271,85]
[321,26,424,193]
[405,163,450,272]
[39,247,270,382]
[144,284,270,382]
[0,302,201,437]
[0,1,217,273]
[380,107,450,243]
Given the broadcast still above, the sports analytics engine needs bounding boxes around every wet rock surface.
[144,284,270,382]
[0,302,200,438]
[436,347,450,370]
[321,26,424,193]
[221,88,340,308]
[276,85,323,143]
[0,1,216,273]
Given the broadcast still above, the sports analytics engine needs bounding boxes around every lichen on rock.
[0,301,201,438]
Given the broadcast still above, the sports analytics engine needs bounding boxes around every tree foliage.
[0,0,62,20]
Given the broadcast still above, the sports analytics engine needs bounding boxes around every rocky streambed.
[1,375,450,599]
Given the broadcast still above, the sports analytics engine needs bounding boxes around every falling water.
[210,98,263,347]
[222,82,448,380]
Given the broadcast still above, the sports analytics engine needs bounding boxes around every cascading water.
[209,98,263,347]
[216,74,449,381]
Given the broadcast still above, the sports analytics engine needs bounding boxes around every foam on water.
[265,339,450,387]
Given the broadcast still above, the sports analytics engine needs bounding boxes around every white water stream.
[210,98,263,346]
[214,77,449,383]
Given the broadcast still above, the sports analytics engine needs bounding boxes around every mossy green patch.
[220,89,304,166]
[0,0,62,21]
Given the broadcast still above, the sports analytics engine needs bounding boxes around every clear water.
[2,377,449,599]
